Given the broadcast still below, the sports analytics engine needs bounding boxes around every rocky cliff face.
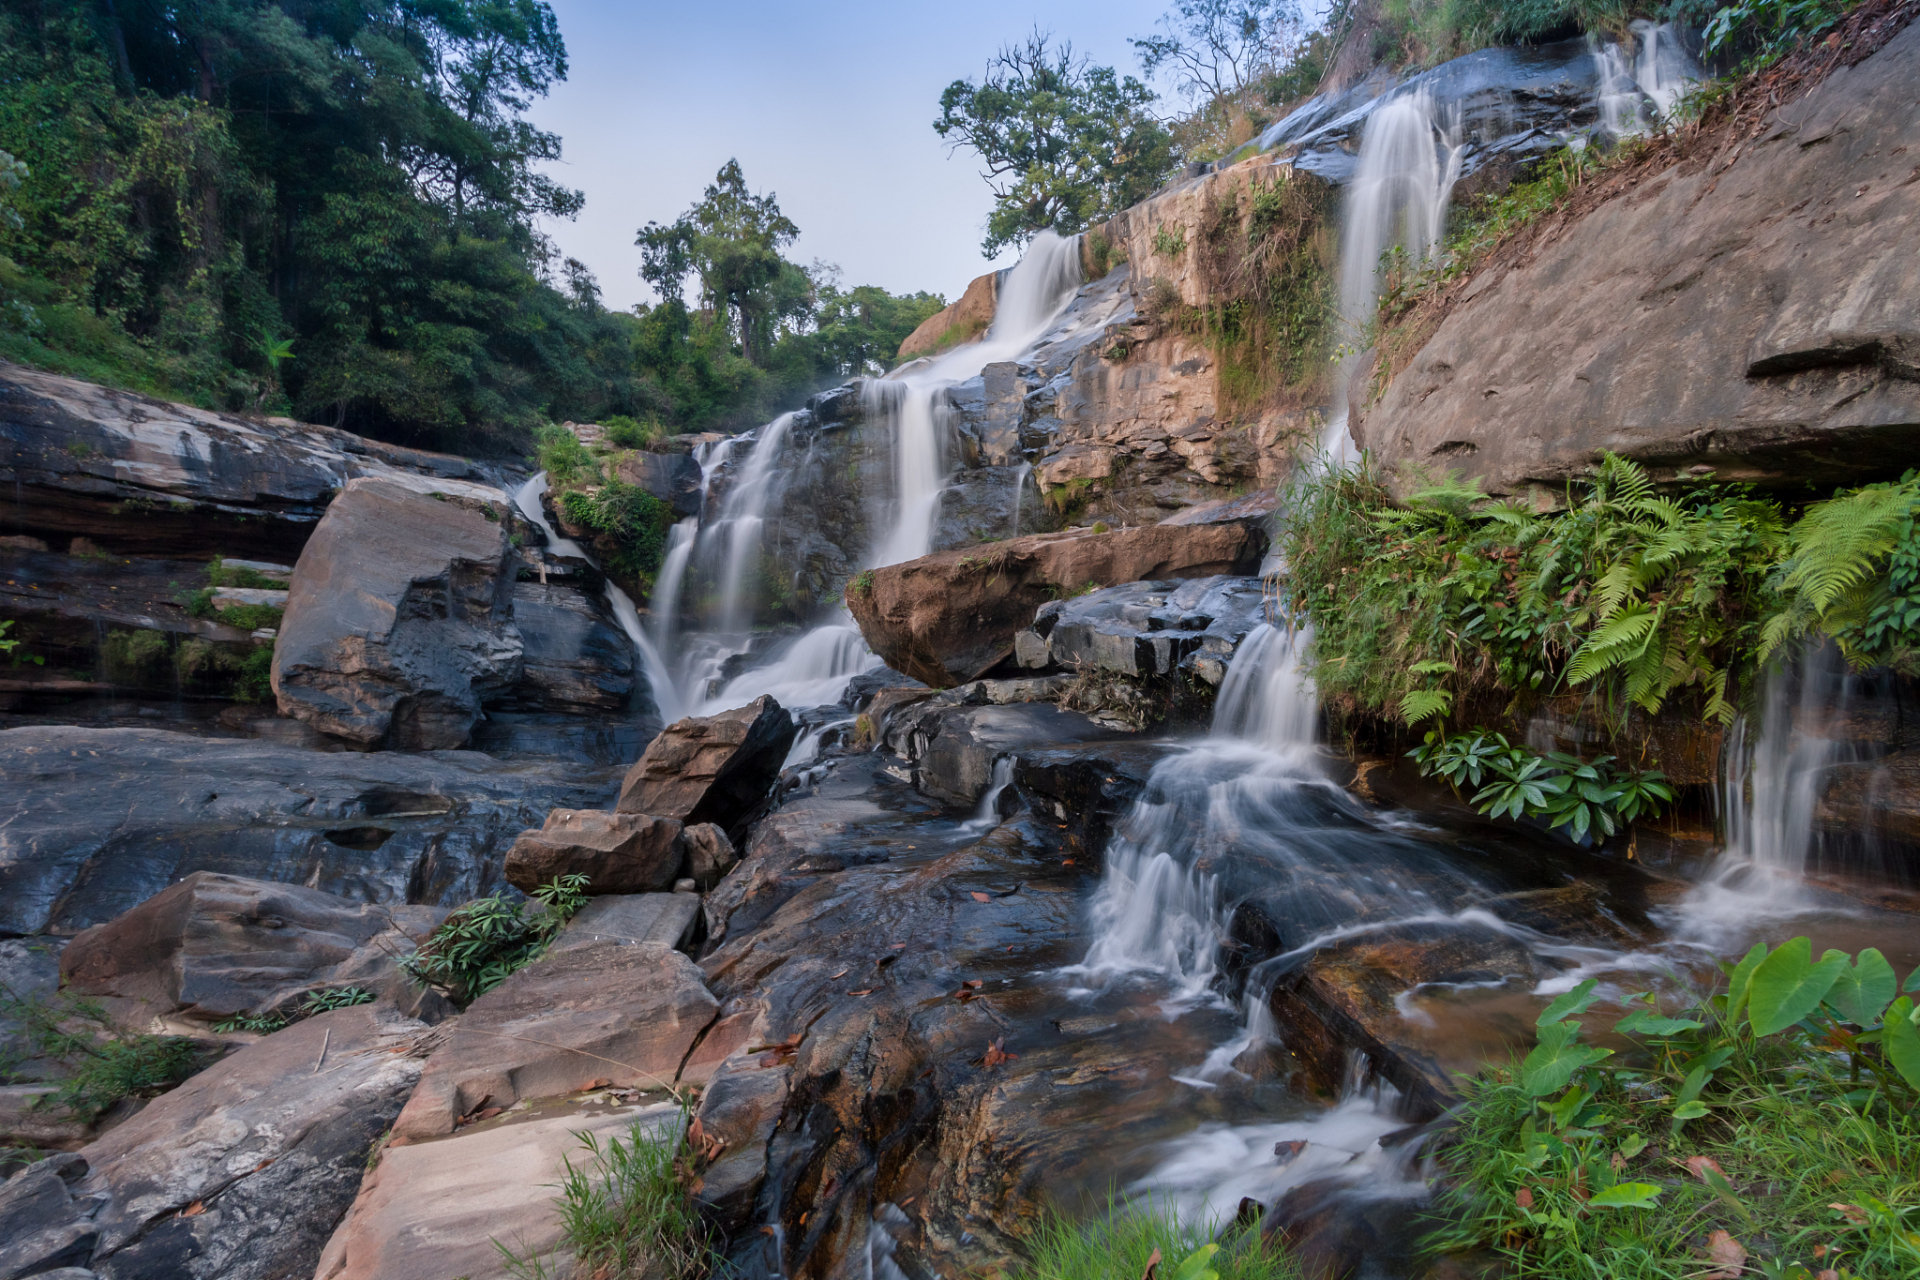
[1358,22,1920,497]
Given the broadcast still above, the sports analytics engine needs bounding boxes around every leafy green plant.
[845,569,876,600]
[1152,222,1188,257]
[601,415,663,450]
[532,424,603,488]
[499,1113,716,1280]
[1425,941,1920,1279]
[1014,1195,1299,1280]
[302,985,375,1013]
[1410,728,1672,841]
[403,875,588,1007]
[0,619,43,668]
[211,1012,288,1034]
[1762,470,1920,675]
[210,985,376,1035]
[558,483,673,587]
[1704,0,1857,61]
[207,555,286,590]
[0,983,203,1121]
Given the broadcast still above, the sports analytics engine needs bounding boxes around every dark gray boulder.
[0,726,618,936]
[1015,575,1271,685]
[503,580,636,712]
[273,477,522,750]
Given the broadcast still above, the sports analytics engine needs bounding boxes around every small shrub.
[531,423,602,488]
[602,415,663,450]
[101,628,170,682]
[1152,222,1188,257]
[559,483,673,587]
[0,986,203,1122]
[0,619,43,668]
[500,1115,717,1280]
[845,569,876,600]
[207,556,285,590]
[403,875,588,1007]
[1016,1197,1297,1280]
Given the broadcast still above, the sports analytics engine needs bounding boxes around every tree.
[935,30,1177,257]
[811,281,945,376]
[1133,0,1308,105]
[637,159,810,365]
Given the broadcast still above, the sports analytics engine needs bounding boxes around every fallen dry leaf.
[1514,1187,1533,1210]
[982,1037,1019,1068]
[849,989,874,997]
[1830,1203,1868,1225]
[1686,1155,1727,1181]
[891,942,906,949]
[898,1195,915,1207]
[1702,1229,1747,1279]
[828,968,848,980]
[181,1201,206,1218]
[1139,1245,1163,1280]
[1062,859,1075,866]
[970,892,991,903]
[1817,1271,1839,1280]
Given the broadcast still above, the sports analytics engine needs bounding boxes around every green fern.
[1399,688,1454,724]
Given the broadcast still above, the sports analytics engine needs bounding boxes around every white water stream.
[1595,21,1701,136]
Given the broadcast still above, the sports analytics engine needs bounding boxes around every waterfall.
[866,231,1084,567]
[511,473,685,722]
[1323,89,1462,464]
[1595,21,1700,136]
[1010,461,1032,540]
[649,519,698,663]
[1210,622,1320,755]
[711,412,798,633]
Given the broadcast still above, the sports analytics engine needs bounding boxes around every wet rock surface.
[1361,23,1920,496]
[0,725,617,936]
[1016,574,1271,685]
[0,361,510,560]
[59,871,445,1026]
[617,696,797,836]
[273,477,522,750]
[503,808,686,894]
[846,518,1266,687]
[498,580,636,713]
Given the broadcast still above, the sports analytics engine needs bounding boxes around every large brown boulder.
[390,939,717,1142]
[1358,22,1920,498]
[59,871,445,1025]
[272,476,522,749]
[503,809,685,894]
[896,270,998,362]
[845,517,1266,687]
[616,696,797,829]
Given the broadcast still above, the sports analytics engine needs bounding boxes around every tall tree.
[934,29,1176,257]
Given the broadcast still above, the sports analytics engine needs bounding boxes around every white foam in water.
[1596,21,1701,136]
[699,618,879,718]
[960,755,1018,836]
[712,412,798,634]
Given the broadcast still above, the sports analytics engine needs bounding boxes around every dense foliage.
[1410,729,1673,841]
[0,982,204,1122]
[402,873,587,1006]
[936,30,1177,256]
[1134,0,1336,163]
[1426,942,1920,1278]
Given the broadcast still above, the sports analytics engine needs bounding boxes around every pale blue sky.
[527,0,1176,312]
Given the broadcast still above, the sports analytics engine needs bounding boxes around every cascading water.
[865,231,1084,567]
[1323,89,1462,463]
[712,412,798,634]
[1595,21,1700,135]
[512,473,685,722]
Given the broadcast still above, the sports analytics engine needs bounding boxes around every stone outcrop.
[0,725,616,936]
[0,1005,436,1280]
[1360,23,1920,497]
[616,696,797,831]
[554,893,702,952]
[273,476,523,749]
[390,939,717,1141]
[1014,573,1271,685]
[500,580,636,712]
[59,871,444,1025]
[682,822,740,889]
[845,516,1267,687]
[318,1097,684,1280]
[880,701,1125,807]
[0,361,508,560]
[897,271,999,362]
[503,809,686,894]
[615,447,703,518]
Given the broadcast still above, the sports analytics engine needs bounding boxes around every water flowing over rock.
[1360,22,1920,495]
[503,809,686,894]
[616,696,797,831]
[0,361,509,560]
[0,726,616,936]
[59,871,445,1024]
[846,517,1267,687]
[273,476,523,749]
[1015,573,1271,685]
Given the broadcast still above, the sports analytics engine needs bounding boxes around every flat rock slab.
[317,1097,682,1280]
[883,702,1125,808]
[555,893,701,952]
[0,1005,440,1280]
[0,725,617,936]
[392,939,717,1141]
[273,476,522,750]
[505,809,685,894]
[60,870,445,1025]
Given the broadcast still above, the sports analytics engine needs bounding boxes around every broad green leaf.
[1588,1182,1663,1209]
[1747,938,1847,1037]
[1724,942,1767,1021]
[1825,948,1897,1027]
[1170,1244,1220,1280]
[1614,1008,1705,1037]
[1617,1132,1649,1159]
[1696,1161,1752,1222]
[1671,1100,1709,1127]
[1906,965,1920,993]
[1538,979,1602,1027]
[1542,1085,1589,1130]
[1521,1022,1613,1097]
[1885,996,1920,1092]
[1675,1060,1714,1106]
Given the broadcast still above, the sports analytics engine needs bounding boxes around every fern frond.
[1566,603,1661,685]
[1588,562,1639,620]
[1780,481,1918,611]
[1398,689,1454,724]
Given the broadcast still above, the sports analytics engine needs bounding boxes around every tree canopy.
[935,30,1177,257]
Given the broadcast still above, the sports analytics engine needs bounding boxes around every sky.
[526,0,1178,313]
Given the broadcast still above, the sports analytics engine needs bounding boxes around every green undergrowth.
[1410,729,1673,842]
[96,624,273,702]
[559,483,674,589]
[0,983,207,1122]
[402,874,588,1007]
[209,985,375,1035]
[0,618,41,667]
[1424,939,1920,1278]
[500,1114,715,1280]
[1017,1199,1300,1280]
[1276,453,1920,743]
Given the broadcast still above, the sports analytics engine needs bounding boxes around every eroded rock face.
[846,518,1266,687]
[503,809,686,894]
[0,361,508,560]
[1360,23,1920,497]
[0,1006,437,1280]
[897,271,999,361]
[1015,573,1270,685]
[273,477,521,749]
[501,580,636,712]
[390,939,717,1141]
[0,726,617,936]
[616,696,797,833]
[59,871,444,1025]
